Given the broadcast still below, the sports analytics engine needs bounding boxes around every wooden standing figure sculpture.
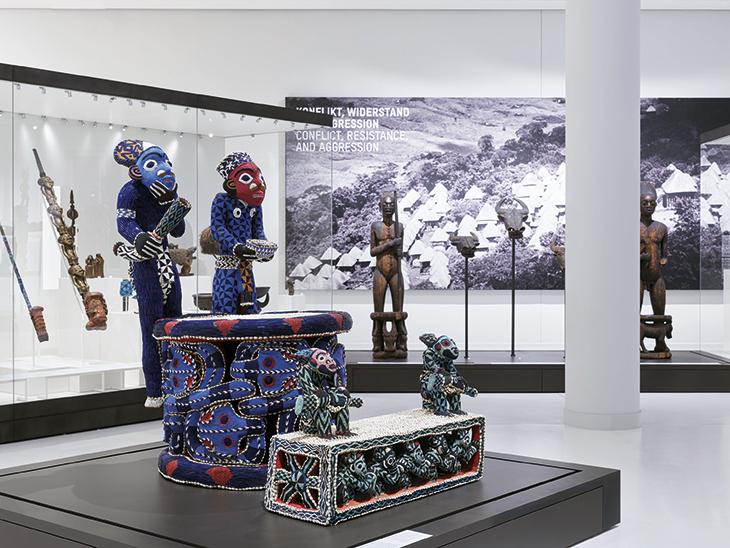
[639,181,672,358]
[370,191,408,359]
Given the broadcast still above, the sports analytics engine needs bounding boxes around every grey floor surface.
[0,392,728,547]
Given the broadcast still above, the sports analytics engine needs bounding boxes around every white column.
[564,0,641,430]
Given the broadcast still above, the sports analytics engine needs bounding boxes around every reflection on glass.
[700,135,730,359]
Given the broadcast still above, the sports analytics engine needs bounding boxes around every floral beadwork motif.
[273,453,320,509]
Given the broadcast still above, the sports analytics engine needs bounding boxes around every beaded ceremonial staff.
[112,197,191,263]
[0,220,48,342]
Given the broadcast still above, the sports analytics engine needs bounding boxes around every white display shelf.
[0,355,143,404]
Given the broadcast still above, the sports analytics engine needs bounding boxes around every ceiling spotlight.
[122,125,127,131]
[65,90,72,98]
[62,118,69,124]
[92,94,98,101]
[109,123,113,129]
[184,108,190,114]
[200,109,206,116]
[41,116,47,122]
[208,133,213,138]
[14,83,20,90]
[256,118,262,123]
[143,128,148,133]
[220,112,226,119]
[240,115,245,121]
[0,111,3,116]
[19,113,25,120]
[38,86,46,94]
[199,135,204,140]
[161,104,167,111]
[126,99,133,107]
[163,130,167,136]
[251,134,255,139]
[79,120,85,126]
[179,132,183,138]
[140,101,146,108]
[273,120,279,125]
[93,121,97,128]
[109,97,116,103]
[291,122,295,128]
[304,124,309,129]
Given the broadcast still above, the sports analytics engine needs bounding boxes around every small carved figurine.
[93,253,104,278]
[371,445,411,492]
[448,428,479,464]
[293,348,363,437]
[495,196,529,239]
[419,333,477,416]
[169,243,197,276]
[85,255,95,278]
[425,434,461,475]
[336,451,380,505]
[397,440,437,482]
[83,292,108,330]
[449,232,479,258]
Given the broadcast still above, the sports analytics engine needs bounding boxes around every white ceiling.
[0,1,730,10]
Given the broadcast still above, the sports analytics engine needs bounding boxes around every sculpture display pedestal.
[371,311,408,359]
[152,310,352,490]
[264,408,485,525]
[640,315,673,359]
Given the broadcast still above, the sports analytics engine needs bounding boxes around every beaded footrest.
[264,408,485,525]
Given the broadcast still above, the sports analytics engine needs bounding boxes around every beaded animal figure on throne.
[293,348,363,437]
[113,139,190,408]
[419,333,478,416]
[210,152,277,315]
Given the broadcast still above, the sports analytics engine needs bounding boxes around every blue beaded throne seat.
[153,311,352,490]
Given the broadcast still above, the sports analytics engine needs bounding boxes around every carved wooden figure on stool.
[370,191,408,359]
[640,182,672,358]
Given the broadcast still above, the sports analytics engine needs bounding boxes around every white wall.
[0,8,727,351]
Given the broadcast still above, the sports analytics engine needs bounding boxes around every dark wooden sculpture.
[169,244,196,276]
[85,255,95,278]
[370,191,408,359]
[496,196,530,356]
[640,182,672,358]
[549,233,566,274]
[449,232,479,361]
[93,253,105,278]
[495,196,529,239]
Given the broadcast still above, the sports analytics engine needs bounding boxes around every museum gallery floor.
[0,443,617,548]
[2,392,730,546]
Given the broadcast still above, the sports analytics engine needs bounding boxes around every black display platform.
[347,350,730,393]
[0,443,619,548]
[0,388,162,445]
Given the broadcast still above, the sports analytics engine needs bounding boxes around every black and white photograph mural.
[285,97,714,291]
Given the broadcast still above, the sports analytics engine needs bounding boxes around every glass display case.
[700,127,730,359]
[0,64,332,434]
